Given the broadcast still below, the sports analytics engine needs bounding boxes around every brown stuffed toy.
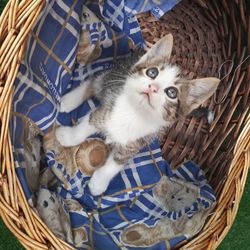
[43,125,109,177]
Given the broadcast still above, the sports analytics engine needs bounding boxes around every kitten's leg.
[88,153,123,196]
[88,143,143,196]
[60,80,93,113]
[55,113,98,146]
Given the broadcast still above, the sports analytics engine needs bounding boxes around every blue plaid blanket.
[10,0,216,249]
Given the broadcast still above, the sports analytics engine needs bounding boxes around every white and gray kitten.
[56,34,220,196]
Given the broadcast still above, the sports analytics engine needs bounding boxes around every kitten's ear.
[135,34,173,66]
[182,77,220,115]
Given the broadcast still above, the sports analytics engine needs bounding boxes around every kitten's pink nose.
[148,83,159,93]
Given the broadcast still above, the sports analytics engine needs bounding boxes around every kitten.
[56,34,220,196]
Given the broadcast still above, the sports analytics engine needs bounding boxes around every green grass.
[0,1,249,249]
[218,173,250,250]
[0,219,24,250]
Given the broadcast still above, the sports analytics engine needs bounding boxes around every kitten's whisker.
[109,75,126,79]
[89,80,125,96]
[104,80,125,84]
[109,73,127,79]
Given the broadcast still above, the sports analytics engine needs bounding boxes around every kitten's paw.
[55,127,76,147]
[60,96,76,113]
[88,174,109,196]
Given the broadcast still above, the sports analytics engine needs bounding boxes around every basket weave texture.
[0,0,249,249]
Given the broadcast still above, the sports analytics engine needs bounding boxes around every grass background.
[0,1,249,249]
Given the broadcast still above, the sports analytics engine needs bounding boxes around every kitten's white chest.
[104,94,165,145]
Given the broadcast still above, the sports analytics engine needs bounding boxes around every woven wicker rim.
[0,0,249,249]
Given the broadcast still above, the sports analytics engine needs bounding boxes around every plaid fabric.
[10,0,216,249]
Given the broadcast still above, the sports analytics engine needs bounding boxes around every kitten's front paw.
[60,96,75,113]
[55,127,76,147]
[88,174,109,196]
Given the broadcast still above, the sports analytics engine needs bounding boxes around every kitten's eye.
[165,87,178,99]
[146,67,158,79]
[43,201,49,208]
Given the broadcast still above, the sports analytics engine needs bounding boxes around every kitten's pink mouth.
[139,91,154,108]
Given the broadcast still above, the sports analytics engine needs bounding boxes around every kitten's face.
[125,34,220,126]
[126,62,181,125]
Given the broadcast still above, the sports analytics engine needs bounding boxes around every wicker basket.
[0,0,249,249]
